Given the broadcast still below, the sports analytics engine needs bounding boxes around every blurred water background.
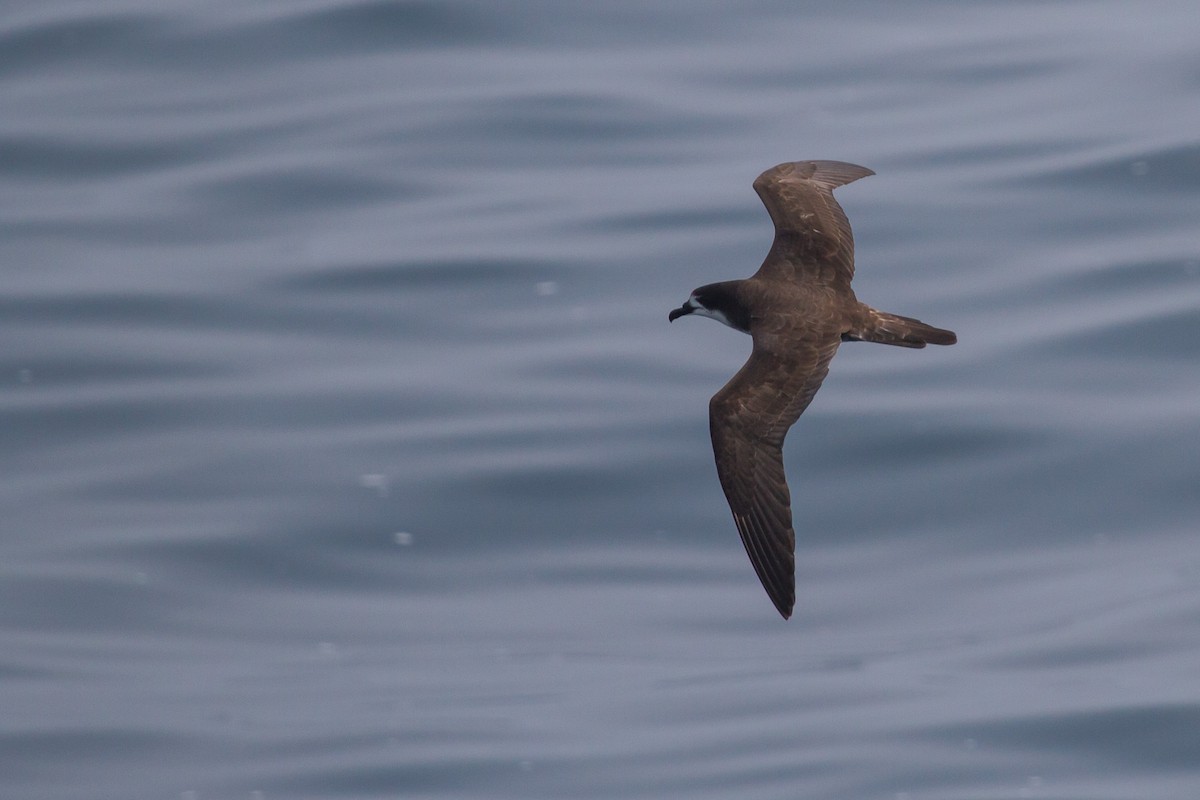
[3,1,1200,798]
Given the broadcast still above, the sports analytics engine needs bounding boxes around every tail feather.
[845,308,957,348]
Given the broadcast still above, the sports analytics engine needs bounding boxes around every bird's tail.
[845,307,957,348]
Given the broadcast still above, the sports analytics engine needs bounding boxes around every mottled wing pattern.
[752,160,874,289]
[708,335,842,618]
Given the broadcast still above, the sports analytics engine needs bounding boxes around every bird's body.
[669,160,956,619]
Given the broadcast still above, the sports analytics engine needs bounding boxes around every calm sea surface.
[3,1,1200,798]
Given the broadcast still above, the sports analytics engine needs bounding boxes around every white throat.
[689,299,738,330]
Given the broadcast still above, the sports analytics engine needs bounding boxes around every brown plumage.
[669,160,956,619]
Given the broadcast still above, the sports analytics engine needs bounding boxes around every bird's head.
[668,281,750,333]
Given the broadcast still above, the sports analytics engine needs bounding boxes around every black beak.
[668,304,692,322]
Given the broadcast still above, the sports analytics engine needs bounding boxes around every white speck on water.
[393,531,414,546]
[1129,159,1148,176]
[534,281,558,296]
[17,368,32,385]
[359,473,389,497]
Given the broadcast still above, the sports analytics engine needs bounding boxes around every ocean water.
[3,1,1200,798]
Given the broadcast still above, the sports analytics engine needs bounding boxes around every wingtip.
[806,160,875,187]
[756,159,873,186]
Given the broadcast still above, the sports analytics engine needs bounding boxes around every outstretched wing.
[708,335,842,618]
[752,160,873,289]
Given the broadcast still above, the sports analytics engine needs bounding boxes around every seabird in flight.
[669,160,956,619]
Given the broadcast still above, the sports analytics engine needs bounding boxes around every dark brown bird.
[669,160,956,619]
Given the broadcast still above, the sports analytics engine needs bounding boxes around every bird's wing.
[708,334,842,618]
[751,160,873,289]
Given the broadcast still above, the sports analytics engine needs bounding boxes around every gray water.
[4,1,1200,798]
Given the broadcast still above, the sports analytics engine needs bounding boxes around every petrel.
[669,160,956,619]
